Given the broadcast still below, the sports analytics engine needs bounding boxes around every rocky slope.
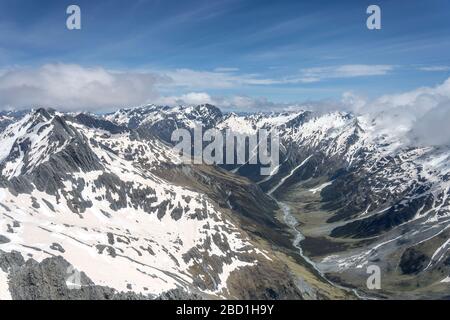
[0,107,351,300]
[107,104,450,298]
[215,109,450,298]
[3,103,449,299]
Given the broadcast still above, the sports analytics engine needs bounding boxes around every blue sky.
[0,0,450,111]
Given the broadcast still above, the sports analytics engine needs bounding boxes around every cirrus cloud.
[293,64,394,83]
[418,66,450,72]
[0,63,397,111]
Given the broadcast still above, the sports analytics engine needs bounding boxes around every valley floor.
[276,180,450,300]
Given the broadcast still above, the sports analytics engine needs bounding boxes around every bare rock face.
[7,106,425,299]
[399,248,430,275]
[0,250,202,300]
[156,288,204,300]
[1,108,338,300]
[1,250,134,300]
[0,235,10,244]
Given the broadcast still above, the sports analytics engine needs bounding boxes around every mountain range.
[0,104,449,300]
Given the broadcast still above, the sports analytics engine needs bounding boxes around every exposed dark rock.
[0,235,11,244]
[399,248,430,275]
[95,245,117,258]
[74,114,129,135]
[170,204,184,221]
[50,243,65,253]
[0,250,203,300]
[107,233,115,245]
[156,288,204,300]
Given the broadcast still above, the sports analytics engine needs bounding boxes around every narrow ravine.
[268,155,312,196]
[275,198,368,299]
[266,158,368,299]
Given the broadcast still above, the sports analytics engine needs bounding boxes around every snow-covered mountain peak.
[2,105,450,300]
[1,108,301,299]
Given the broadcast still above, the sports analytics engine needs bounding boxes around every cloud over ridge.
[0,63,399,111]
[0,64,165,111]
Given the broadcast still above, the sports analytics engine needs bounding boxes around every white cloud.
[0,64,284,111]
[157,92,215,106]
[157,92,298,112]
[294,64,394,83]
[382,78,450,146]
[0,63,397,111]
[133,76,450,147]
[340,77,450,147]
[410,102,450,146]
[418,66,450,72]
[163,68,279,89]
[0,64,168,112]
[0,63,448,147]
[212,95,289,110]
[368,77,450,112]
[161,65,395,89]
[213,67,240,72]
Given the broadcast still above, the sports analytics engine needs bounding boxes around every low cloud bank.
[0,63,449,147]
[342,78,450,147]
[0,64,165,112]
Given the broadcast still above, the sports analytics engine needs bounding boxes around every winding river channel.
[265,160,368,299]
[275,199,367,299]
